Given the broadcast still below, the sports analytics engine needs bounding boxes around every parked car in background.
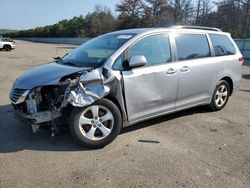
[10,26,243,148]
[0,37,15,51]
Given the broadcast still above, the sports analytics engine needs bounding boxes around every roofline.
[170,25,222,32]
[109,25,224,36]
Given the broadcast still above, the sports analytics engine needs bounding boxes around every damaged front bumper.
[10,69,114,124]
[13,107,61,124]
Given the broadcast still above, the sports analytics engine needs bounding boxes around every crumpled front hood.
[14,62,90,89]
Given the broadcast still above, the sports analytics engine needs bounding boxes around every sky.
[0,0,120,30]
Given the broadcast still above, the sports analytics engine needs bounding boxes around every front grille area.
[10,88,27,103]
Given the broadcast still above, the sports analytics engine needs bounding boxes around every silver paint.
[13,62,90,89]
[128,55,147,68]
[10,27,242,128]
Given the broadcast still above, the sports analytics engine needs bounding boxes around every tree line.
[4,0,250,38]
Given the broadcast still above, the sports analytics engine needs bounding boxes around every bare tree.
[242,0,250,37]
[116,0,144,16]
[85,5,115,37]
[213,0,244,37]
[144,0,171,26]
[194,0,213,25]
[116,0,145,28]
[195,0,202,24]
[169,0,194,24]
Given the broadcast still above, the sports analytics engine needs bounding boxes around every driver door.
[121,34,179,122]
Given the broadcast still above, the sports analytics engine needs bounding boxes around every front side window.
[175,34,211,61]
[113,54,124,70]
[128,34,172,67]
[209,34,236,56]
[61,33,135,68]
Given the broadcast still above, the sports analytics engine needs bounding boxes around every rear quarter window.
[175,34,211,61]
[209,34,236,56]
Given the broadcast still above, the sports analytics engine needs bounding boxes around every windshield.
[61,33,135,68]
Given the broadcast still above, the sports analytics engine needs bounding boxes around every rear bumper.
[232,79,241,94]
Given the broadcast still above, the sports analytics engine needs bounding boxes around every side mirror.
[129,55,147,68]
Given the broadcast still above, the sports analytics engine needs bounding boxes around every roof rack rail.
[171,25,222,32]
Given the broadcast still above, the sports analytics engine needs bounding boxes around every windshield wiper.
[53,53,68,62]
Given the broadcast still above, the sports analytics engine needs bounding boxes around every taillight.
[239,56,244,62]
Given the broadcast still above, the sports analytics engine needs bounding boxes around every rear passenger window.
[209,34,236,56]
[129,34,171,67]
[175,34,210,61]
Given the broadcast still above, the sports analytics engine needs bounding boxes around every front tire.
[209,80,230,111]
[70,98,122,148]
[3,45,11,51]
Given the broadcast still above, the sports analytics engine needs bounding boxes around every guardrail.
[234,39,250,59]
[20,37,250,59]
[21,37,91,45]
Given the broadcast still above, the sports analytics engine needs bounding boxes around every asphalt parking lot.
[0,40,250,188]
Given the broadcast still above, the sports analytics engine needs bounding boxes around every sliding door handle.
[166,68,177,75]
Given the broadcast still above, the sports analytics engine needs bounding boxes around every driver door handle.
[180,66,190,72]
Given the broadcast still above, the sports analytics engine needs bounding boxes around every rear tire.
[70,98,122,149]
[209,80,230,111]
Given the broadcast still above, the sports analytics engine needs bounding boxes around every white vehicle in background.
[0,37,15,51]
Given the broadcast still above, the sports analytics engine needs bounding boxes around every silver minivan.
[10,26,243,148]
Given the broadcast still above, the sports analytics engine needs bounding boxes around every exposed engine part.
[12,69,117,136]
[50,106,59,137]
[31,124,39,133]
[13,77,77,126]
[26,88,41,114]
[26,99,37,115]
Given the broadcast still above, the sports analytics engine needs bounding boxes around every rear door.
[121,34,179,122]
[208,33,241,89]
[174,33,223,108]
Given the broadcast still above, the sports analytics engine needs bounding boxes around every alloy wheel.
[215,85,228,107]
[78,105,114,141]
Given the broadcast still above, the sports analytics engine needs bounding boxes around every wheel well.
[221,77,233,95]
[3,44,11,49]
[3,44,11,47]
[104,94,123,119]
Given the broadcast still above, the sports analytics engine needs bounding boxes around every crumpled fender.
[67,69,113,107]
